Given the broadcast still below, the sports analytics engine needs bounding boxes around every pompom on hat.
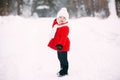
[57,7,69,21]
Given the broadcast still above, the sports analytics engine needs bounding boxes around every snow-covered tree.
[0,0,119,18]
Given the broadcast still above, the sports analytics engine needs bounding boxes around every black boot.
[57,65,68,77]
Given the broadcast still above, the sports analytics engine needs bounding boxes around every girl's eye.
[60,16,63,19]
[59,16,65,19]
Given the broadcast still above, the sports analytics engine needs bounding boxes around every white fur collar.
[50,23,68,38]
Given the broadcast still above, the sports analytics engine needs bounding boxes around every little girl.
[48,7,70,77]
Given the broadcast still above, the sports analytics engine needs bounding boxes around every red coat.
[48,19,70,52]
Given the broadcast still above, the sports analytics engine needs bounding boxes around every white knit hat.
[57,7,69,21]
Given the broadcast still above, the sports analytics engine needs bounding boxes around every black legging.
[57,51,69,74]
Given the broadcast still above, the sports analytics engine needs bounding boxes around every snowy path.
[0,16,120,80]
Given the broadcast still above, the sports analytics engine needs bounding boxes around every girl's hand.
[56,44,63,50]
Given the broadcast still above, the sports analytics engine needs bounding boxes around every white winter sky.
[0,0,120,80]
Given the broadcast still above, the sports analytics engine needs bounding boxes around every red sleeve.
[52,19,58,28]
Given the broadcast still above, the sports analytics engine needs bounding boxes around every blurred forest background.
[0,0,120,18]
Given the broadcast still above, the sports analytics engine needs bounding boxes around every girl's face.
[57,16,67,25]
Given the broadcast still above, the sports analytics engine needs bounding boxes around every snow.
[0,1,120,80]
[37,5,49,9]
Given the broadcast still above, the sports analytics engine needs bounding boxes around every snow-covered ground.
[0,1,120,80]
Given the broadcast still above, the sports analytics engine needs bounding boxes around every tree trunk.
[31,0,37,16]
[94,0,109,18]
[0,0,9,15]
[115,0,120,17]
[84,0,95,16]
[17,0,23,15]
